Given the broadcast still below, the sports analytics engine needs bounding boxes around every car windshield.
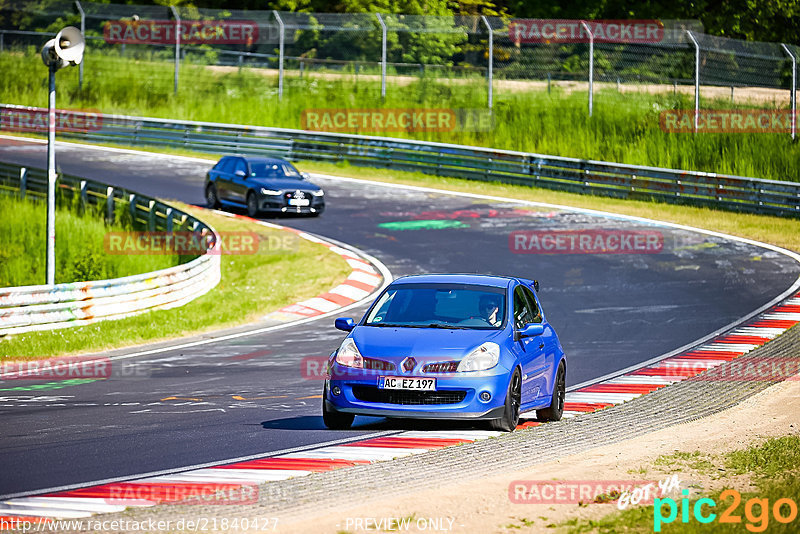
[365,283,506,329]
[249,162,302,179]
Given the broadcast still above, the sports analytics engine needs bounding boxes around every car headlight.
[457,342,500,372]
[335,338,364,369]
[311,189,324,197]
[261,188,281,195]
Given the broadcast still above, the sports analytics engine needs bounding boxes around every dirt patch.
[278,378,800,533]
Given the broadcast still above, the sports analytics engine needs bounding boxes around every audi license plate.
[288,198,310,207]
[379,376,436,391]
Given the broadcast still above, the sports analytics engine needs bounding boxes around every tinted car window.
[513,286,535,329]
[521,286,542,323]
[216,157,234,173]
[233,158,247,176]
[250,162,302,179]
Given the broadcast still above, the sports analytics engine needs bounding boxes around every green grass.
[561,436,800,533]
[0,203,351,359]
[2,48,799,182]
[0,193,181,286]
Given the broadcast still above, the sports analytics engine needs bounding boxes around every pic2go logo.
[654,489,798,532]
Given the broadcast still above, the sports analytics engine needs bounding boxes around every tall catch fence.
[0,2,798,136]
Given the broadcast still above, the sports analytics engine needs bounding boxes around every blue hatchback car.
[323,274,566,432]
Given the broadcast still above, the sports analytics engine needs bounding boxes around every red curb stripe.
[579,383,665,394]
[630,366,702,378]
[217,458,369,471]
[51,482,243,502]
[317,292,355,307]
[773,305,800,313]
[341,437,472,449]
[344,279,378,292]
[516,421,542,429]
[681,351,741,361]
[715,335,771,344]
[749,320,797,328]
[563,402,614,412]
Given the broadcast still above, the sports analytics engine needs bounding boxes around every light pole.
[40,26,85,286]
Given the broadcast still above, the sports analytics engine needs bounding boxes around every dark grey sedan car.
[205,156,325,217]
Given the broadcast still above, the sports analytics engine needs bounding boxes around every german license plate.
[379,376,436,390]
[288,198,310,206]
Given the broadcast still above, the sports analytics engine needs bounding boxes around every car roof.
[389,274,514,288]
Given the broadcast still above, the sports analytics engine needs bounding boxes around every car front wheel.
[537,362,565,422]
[246,191,260,218]
[490,369,521,432]
[206,184,220,209]
[322,385,354,430]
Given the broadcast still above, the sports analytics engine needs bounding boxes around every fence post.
[376,13,387,100]
[781,44,797,140]
[686,30,700,133]
[75,1,84,89]
[580,21,593,117]
[170,6,180,95]
[481,16,493,109]
[273,10,285,100]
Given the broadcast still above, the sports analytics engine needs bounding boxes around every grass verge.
[0,202,352,359]
[562,435,800,533]
[2,49,799,181]
[0,193,182,286]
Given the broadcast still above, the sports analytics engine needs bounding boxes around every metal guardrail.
[0,160,221,336]
[1,103,799,217]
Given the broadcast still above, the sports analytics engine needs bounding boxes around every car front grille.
[351,386,466,405]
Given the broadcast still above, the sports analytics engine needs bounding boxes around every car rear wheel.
[322,386,354,430]
[205,184,220,209]
[246,191,260,218]
[537,362,565,422]
[490,369,521,432]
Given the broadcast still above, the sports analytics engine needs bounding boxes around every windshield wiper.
[425,323,469,329]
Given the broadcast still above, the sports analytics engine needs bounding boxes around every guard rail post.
[376,13,387,101]
[273,11,285,100]
[686,30,701,133]
[781,44,797,140]
[580,21,593,117]
[481,15,493,109]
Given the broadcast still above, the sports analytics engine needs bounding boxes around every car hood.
[350,326,503,363]
[249,177,321,192]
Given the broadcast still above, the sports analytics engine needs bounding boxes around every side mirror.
[235,170,247,178]
[517,323,544,339]
[533,280,540,292]
[300,172,310,180]
[335,317,355,332]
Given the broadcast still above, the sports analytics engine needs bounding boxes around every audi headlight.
[335,338,364,368]
[457,342,500,372]
[311,189,324,197]
[261,188,281,195]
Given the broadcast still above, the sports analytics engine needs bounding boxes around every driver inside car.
[477,295,502,327]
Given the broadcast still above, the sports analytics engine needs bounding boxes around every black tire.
[537,362,566,422]
[246,191,260,218]
[490,369,521,432]
[322,386,354,430]
[205,184,220,209]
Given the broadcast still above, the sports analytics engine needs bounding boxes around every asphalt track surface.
[1,138,798,497]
